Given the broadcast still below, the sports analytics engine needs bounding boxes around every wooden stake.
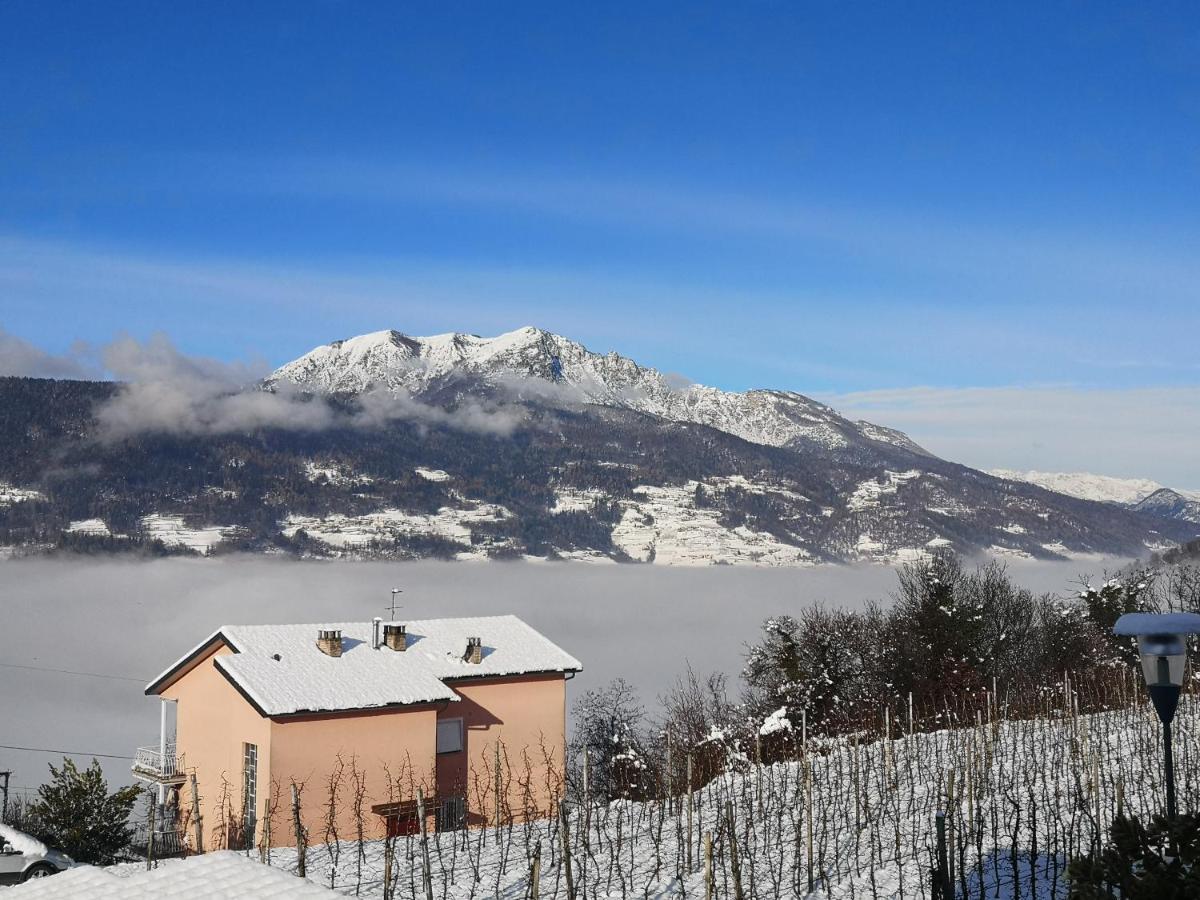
[417,788,433,900]
[531,842,541,900]
[686,753,694,871]
[189,772,203,855]
[291,783,305,879]
[145,798,156,871]
[703,831,713,900]
[494,741,503,838]
[560,801,577,900]
[805,758,814,894]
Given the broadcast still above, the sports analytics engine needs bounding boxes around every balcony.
[131,743,187,785]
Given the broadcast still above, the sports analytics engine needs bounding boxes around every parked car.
[0,824,74,884]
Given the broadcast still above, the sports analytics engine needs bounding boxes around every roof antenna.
[386,588,403,621]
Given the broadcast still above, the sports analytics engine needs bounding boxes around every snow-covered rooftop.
[6,851,338,897]
[150,615,581,717]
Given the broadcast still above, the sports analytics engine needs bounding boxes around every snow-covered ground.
[133,694,1193,899]
[140,514,236,554]
[610,483,813,566]
[0,483,44,505]
[846,470,921,512]
[65,518,113,537]
[281,503,512,559]
[304,461,374,487]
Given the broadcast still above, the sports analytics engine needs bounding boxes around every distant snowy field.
[0,556,1130,800]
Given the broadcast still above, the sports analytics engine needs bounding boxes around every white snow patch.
[759,706,793,736]
[611,483,811,567]
[551,488,607,514]
[303,461,373,486]
[0,483,44,505]
[66,519,111,537]
[141,515,235,554]
[414,467,451,482]
[281,503,510,556]
[847,470,921,512]
[0,823,47,857]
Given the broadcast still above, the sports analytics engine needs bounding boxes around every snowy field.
[115,694,1195,900]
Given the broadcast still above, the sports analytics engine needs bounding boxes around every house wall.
[436,674,567,826]
[161,644,272,852]
[268,705,439,845]
[165,655,569,848]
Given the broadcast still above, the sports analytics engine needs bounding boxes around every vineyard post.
[417,787,433,900]
[560,800,577,900]
[494,741,503,841]
[189,772,203,854]
[686,753,694,871]
[260,796,270,864]
[704,831,713,900]
[805,756,814,895]
[145,796,156,872]
[934,811,952,900]
[666,731,674,816]
[291,783,305,879]
[755,732,762,818]
[531,841,541,900]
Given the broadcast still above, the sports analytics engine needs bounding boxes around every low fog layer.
[0,555,1125,797]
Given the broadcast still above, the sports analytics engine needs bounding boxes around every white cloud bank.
[824,385,1200,491]
[0,331,524,441]
[0,327,95,379]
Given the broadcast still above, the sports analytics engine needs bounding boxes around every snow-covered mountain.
[2,334,1198,566]
[269,327,932,457]
[1133,489,1200,524]
[989,469,1200,507]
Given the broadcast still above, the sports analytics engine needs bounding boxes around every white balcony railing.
[131,743,186,783]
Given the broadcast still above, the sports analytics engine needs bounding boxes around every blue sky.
[2,2,1199,482]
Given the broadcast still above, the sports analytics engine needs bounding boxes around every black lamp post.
[1114,612,1200,824]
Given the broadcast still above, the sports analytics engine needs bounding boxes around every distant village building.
[137,616,580,850]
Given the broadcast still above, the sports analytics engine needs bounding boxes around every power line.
[0,662,147,683]
[0,743,132,761]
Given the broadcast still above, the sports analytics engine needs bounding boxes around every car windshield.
[0,824,46,857]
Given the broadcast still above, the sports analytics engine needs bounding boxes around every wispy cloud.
[235,157,1200,309]
[824,384,1200,490]
[0,331,527,441]
[0,327,97,379]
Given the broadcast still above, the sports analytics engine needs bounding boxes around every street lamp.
[1113,611,1200,822]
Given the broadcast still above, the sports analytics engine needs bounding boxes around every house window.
[436,795,467,832]
[436,718,463,754]
[242,742,258,848]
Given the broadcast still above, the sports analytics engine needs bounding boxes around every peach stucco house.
[137,615,581,851]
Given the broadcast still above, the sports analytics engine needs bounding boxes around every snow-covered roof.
[6,851,338,897]
[149,615,581,717]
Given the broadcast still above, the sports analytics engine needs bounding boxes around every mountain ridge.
[268,326,933,458]
[0,324,1196,565]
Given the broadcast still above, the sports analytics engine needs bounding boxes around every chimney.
[463,636,483,665]
[316,629,343,657]
[383,623,407,652]
[372,617,383,651]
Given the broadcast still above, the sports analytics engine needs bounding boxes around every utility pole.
[0,771,10,822]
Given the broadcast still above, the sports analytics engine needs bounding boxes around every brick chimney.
[316,629,343,657]
[463,636,483,665]
[383,623,407,652]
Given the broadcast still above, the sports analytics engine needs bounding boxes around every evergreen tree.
[28,758,142,865]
